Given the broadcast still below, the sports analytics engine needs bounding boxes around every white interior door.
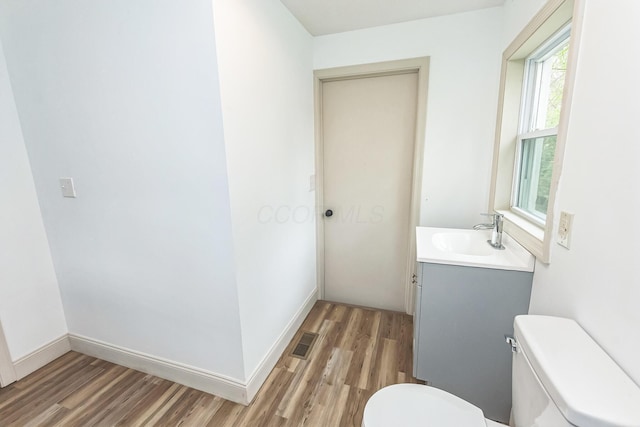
[321,71,418,312]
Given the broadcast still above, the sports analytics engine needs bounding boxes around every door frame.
[314,57,430,314]
[0,318,17,387]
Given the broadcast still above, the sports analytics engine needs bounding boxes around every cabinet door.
[415,263,533,423]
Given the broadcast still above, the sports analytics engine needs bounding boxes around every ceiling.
[280,0,505,36]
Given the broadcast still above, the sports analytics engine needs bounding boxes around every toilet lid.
[362,384,487,427]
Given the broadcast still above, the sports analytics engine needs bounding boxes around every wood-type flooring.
[0,301,420,426]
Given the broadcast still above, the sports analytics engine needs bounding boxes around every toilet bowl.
[362,315,640,427]
[362,383,506,427]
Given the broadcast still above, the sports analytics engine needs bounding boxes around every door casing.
[314,57,430,314]
[0,318,17,387]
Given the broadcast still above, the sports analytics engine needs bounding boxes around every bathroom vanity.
[413,227,534,423]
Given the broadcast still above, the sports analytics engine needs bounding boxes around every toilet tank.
[512,316,640,427]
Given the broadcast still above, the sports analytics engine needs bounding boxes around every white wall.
[212,0,316,379]
[0,40,68,361]
[502,0,546,47]
[507,0,640,385]
[0,0,245,379]
[314,8,504,228]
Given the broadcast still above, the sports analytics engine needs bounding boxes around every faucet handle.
[479,212,496,222]
[479,212,504,226]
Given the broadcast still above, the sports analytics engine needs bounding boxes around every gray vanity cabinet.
[413,262,533,423]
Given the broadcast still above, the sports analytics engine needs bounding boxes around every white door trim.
[0,318,17,387]
[314,57,430,314]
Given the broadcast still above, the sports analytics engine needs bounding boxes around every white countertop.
[416,227,535,272]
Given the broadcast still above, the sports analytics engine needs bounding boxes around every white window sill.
[497,209,546,262]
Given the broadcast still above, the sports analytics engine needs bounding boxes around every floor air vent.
[291,332,318,360]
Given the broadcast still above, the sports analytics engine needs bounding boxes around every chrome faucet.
[473,213,505,250]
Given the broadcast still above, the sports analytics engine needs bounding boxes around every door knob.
[325,209,333,217]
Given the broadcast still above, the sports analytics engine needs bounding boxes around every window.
[513,25,570,225]
[488,0,583,263]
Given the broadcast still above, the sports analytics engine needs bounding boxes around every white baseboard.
[14,335,71,380]
[245,288,318,402]
[23,289,317,406]
[68,334,249,404]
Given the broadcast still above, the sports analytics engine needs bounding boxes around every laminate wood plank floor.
[0,301,421,426]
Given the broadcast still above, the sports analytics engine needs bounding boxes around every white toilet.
[363,315,640,427]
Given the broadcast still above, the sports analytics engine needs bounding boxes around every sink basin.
[416,227,535,272]
[432,232,495,256]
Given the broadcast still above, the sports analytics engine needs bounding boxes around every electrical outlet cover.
[557,211,573,249]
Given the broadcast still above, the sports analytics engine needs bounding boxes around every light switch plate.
[309,174,316,192]
[59,177,76,198]
[557,211,573,249]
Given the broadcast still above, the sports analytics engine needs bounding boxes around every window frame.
[487,0,585,263]
[510,24,571,227]
[519,24,571,135]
